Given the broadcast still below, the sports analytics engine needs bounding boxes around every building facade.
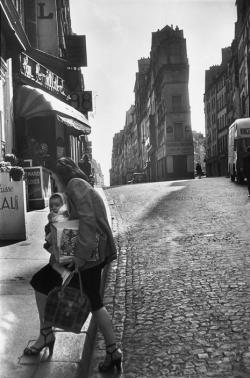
[92,158,104,187]
[0,0,93,168]
[204,0,250,177]
[0,0,29,160]
[193,131,206,174]
[110,131,125,186]
[110,105,139,186]
[110,25,194,185]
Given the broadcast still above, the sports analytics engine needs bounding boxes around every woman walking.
[24,157,122,372]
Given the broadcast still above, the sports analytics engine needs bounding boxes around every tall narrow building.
[110,25,194,185]
[149,25,194,180]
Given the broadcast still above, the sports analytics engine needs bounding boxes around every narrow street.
[89,177,250,378]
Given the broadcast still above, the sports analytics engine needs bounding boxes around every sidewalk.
[0,187,112,378]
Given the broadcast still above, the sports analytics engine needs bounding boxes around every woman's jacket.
[66,178,117,270]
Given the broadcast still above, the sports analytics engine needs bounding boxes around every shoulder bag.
[44,271,90,333]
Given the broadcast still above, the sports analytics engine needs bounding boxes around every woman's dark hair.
[56,157,89,185]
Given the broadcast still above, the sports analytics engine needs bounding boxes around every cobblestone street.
[88,177,250,378]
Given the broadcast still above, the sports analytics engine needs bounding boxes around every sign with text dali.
[0,173,26,240]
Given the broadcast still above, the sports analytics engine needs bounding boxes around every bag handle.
[78,270,84,298]
[61,270,84,298]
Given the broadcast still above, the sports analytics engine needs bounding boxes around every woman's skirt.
[30,263,104,311]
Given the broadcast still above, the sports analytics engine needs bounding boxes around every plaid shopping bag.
[44,272,90,333]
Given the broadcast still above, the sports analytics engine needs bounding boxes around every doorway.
[173,155,187,178]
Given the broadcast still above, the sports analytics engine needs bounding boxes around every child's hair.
[49,193,65,209]
[49,193,63,202]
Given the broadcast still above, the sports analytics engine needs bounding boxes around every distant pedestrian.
[24,157,122,372]
[196,163,202,179]
[243,146,250,197]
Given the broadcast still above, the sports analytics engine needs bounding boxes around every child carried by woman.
[44,193,71,282]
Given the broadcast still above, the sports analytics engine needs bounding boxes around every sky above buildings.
[70,0,236,185]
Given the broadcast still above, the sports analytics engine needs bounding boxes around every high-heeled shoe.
[98,343,122,372]
[23,326,55,356]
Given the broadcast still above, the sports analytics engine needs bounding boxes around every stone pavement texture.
[0,187,111,378]
[88,178,250,378]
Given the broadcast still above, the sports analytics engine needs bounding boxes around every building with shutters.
[204,0,250,177]
[110,25,194,185]
[110,105,139,185]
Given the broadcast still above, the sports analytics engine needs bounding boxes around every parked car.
[131,173,147,184]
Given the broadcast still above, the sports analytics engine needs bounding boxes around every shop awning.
[15,85,91,134]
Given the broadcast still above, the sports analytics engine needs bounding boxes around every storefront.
[13,85,91,209]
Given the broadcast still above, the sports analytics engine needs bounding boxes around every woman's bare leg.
[92,306,116,346]
[93,306,122,371]
[27,291,54,350]
[35,291,48,328]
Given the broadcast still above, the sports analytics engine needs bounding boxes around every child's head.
[49,194,64,214]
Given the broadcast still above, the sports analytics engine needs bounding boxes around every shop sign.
[69,91,93,113]
[36,0,58,56]
[0,184,18,210]
[0,173,26,240]
[25,167,43,200]
[19,53,66,97]
[65,35,87,67]
[24,167,51,209]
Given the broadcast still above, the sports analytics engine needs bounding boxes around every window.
[172,95,182,112]
[166,126,173,134]
[174,123,183,140]
[169,45,182,64]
